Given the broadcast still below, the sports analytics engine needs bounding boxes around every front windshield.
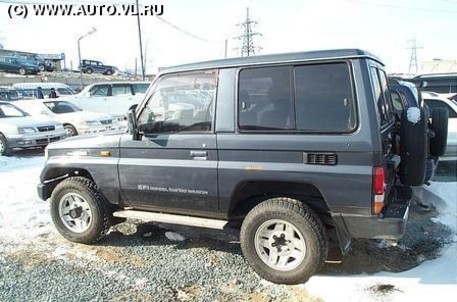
[44,101,82,114]
[0,102,28,118]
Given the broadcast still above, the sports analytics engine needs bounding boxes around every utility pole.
[407,38,423,74]
[136,0,145,80]
[235,8,262,57]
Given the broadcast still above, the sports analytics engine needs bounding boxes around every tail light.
[373,167,385,214]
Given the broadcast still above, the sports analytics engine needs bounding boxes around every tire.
[430,108,449,157]
[50,177,111,244]
[18,68,26,75]
[0,134,11,156]
[64,124,78,137]
[86,67,93,74]
[240,198,328,284]
[105,69,113,76]
[399,108,427,186]
[38,64,45,72]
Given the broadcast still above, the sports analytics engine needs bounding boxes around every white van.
[12,82,77,99]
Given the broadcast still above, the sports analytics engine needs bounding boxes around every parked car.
[422,92,457,161]
[14,99,122,137]
[0,101,65,155]
[407,73,457,94]
[0,86,20,101]
[0,56,39,75]
[38,49,425,285]
[80,59,117,75]
[10,53,55,72]
[12,82,77,99]
[62,82,149,120]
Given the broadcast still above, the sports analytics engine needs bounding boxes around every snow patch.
[407,107,421,124]
[165,231,186,241]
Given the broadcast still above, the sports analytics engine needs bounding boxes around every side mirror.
[127,109,141,141]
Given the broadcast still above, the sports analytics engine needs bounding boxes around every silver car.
[0,101,65,155]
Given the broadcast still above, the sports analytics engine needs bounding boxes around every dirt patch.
[10,250,51,269]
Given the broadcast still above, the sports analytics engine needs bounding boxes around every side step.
[113,210,229,230]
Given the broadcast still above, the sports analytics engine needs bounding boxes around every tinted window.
[391,91,405,114]
[133,83,150,94]
[424,99,457,118]
[239,66,294,130]
[138,70,217,133]
[112,85,132,96]
[295,63,355,132]
[370,67,390,126]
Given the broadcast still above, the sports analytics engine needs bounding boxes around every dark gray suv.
[38,49,429,284]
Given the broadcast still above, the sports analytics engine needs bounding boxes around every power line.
[156,16,221,44]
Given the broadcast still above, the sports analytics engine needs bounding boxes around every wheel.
[430,108,449,157]
[50,177,112,243]
[399,108,427,186]
[18,68,26,75]
[240,198,328,284]
[86,67,93,74]
[105,69,113,76]
[38,64,45,72]
[64,124,78,137]
[0,134,11,156]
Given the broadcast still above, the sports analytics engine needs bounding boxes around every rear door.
[110,84,137,117]
[118,70,219,215]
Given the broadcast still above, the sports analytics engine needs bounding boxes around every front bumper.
[8,132,65,149]
[333,186,412,242]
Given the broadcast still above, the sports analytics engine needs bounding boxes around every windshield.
[0,102,28,118]
[44,101,82,113]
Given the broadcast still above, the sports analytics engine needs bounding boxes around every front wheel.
[0,134,11,156]
[50,177,112,243]
[18,68,26,75]
[240,198,328,284]
[64,124,78,137]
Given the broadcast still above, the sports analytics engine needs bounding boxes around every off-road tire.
[240,198,328,284]
[0,134,11,156]
[399,108,427,186]
[50,177,111,244]
[430,108,449,157]
[86,67,93,74]
[18,68,26,75]
[105,69,113,76]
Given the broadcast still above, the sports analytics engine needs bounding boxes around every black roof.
[162,49,382,74]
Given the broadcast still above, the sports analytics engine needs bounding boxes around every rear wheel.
[38,64,45,72]
[18,68,26,75]
[240,198,328,284]
[50,177,112,243]
[430,108,449,157]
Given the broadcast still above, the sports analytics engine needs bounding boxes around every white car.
[422,92,457,161]
[61,82,150,120]
[0,101,65,155]
[14,100,122,137]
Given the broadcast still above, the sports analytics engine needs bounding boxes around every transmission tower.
[407,38,423,74]
[235,8,262,57]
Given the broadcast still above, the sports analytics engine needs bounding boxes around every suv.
[80,59,117,75]
[11,53,55,72]
[38,49,429,284]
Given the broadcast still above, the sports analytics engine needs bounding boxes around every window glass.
[238,66,293,130]
[0,103,27,117]
[112,85,132,96]
[370,67,388,126]
[378,70,394,122]
[138,70,217,133]
[90,85,109,97]
[295,63,355,132]
[391,91,405,114]
[133,83,150,94]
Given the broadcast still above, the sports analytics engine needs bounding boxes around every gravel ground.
[0,150,455,301]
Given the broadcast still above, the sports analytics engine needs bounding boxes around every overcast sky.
[1,0,456,74]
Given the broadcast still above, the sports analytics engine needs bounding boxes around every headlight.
[86,120,101,126]
[55,124,64,129]
[18,127,37,134]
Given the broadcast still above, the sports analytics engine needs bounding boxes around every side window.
[57,88,71,95]
[295,62,355,132]
[238,66,294,130]
[89,85,110,97]
[391,91,405,114]
[112,85,132,96]
[378,70,394,122]
[137,70,217,133]
[370,67,389,126]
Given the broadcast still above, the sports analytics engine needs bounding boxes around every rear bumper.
[333,186,411,241]
[37,183,51,201]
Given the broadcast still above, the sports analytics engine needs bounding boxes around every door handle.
[190,150,208,160]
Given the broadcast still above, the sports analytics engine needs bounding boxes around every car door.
[110,84,137,117]
[118,70,218,215]
[75,84,111,113]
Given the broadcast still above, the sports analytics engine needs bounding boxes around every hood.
[0,115,61,128]
[47,132,123,150]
